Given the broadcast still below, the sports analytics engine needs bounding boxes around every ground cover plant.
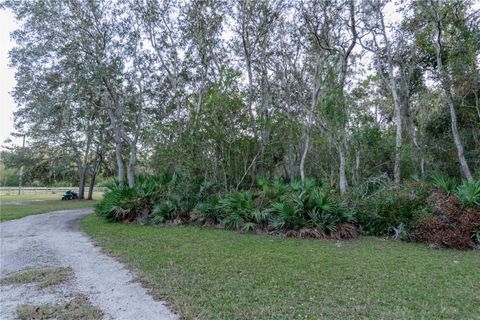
[81,214,480,319]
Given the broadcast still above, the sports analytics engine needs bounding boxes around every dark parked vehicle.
[62,190,79,200]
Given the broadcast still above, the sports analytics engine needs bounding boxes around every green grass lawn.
[81,215,480,320]
[0,193,102,221]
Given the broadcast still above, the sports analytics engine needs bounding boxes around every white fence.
[0,187,108,195]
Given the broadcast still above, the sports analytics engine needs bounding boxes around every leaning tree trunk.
[433,20,473,181]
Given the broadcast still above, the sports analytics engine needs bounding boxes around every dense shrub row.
[96,173,480,249]
[97,176,357,239]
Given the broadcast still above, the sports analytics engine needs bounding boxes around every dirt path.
[0,208,177,320]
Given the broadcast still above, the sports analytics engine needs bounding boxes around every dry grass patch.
[1,267,73,288]
[16,293,103,320]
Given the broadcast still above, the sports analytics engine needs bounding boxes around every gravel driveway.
[0,208,177,320]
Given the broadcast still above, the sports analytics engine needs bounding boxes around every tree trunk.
[339,143,347,195]
[103,78,126,187]
[301,57,323,185]
[114,134,125,187]
[88,144,103,200]
[412,126,425,179]
[375,8,403,187]
[300,132,310,186]
[336,0,356,194]
[78,134,92,199]
[352,150,360,185]
[127,145,137,188]
[18,135,25,195]
[389,53,402,188]
[433,18,473,181]
[287,143,296,182]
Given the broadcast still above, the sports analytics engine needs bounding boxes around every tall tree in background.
[2,0,478,191]
[418,0,475,180]
[361,0,404,187]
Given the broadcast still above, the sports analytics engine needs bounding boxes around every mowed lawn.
[0,193,103,221]
[81,215,480,320]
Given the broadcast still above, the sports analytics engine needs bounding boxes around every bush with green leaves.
[251,179,356,237]
[430,172,457,195]
[217,191,255,230]
[95,175,356,240]
[353,181,431,236]
[95,175,163,222]
[192,178,356,238]
[455,179,480,208]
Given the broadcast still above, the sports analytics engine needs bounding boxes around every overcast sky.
[0,8,18,147]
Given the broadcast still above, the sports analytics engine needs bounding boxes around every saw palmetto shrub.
[455,179,480,208]
[95,175,163,223]
[352,180,431,237]
[191,178,358,239]
[413,190,480,250]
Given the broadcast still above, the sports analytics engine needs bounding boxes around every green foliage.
[195,196,221,224]
[430,172,457,195]
[96,171,479,247]
[472,230,480,243]
[271,200,304,230]
[95,175,162,222]
[151,201,176,224]
[455,180,480,208]
[265,180,355,234]
[218,192,254,230]
[353,181,431,236]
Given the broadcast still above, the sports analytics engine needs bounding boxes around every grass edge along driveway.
[1,196,101,221]
[80,214,480,320]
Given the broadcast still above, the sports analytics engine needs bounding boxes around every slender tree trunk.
[388,59,402,187]
[242,31,259,186]
[377,10,402,187]
[127,145,137,188]
[87,146,102,201]
[412,126,425,178]
[339,143,347,195]
[474,91,480,120]
[352,150,360,185]
[103,79,126,187]
[114,131,125,187]
[300,132,310,186]
[287,143,296,182]
[301,57,323,185]
[17,135,26,195]
[433,18,473,181]
[336,0,357,195]
[78,134,92,199]
[87,173,96,200]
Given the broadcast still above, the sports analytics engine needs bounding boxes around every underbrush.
[97,176,357,240]
[352,180,432,238]
[96,172,480,249]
